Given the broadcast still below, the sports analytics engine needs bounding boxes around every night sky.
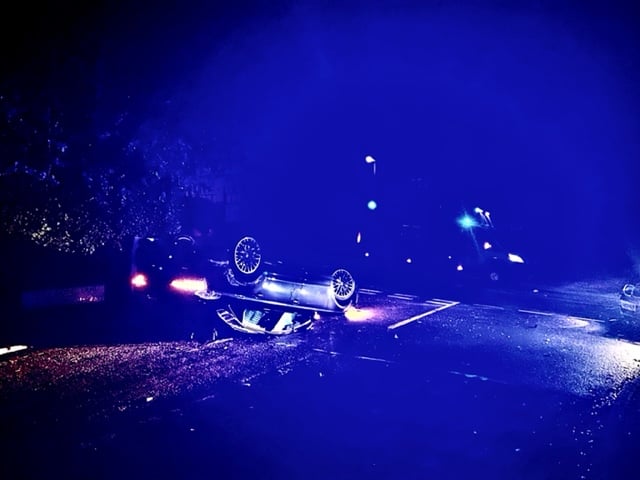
[2,0,639,276]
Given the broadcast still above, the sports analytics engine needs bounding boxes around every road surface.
[1,276,639,479]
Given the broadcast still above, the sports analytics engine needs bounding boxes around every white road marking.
[312,348,394,364]
[0,345,28,356]
[449,370,504,384]
[388,293,417,300]
[387,301,460,330]
[516,309,605,324]
[431,298,458,304]
[353,355,395,364]
[473,304,505,310]
[312,348,340,356]
[518,309,554,316]
[426,299,458,306]
[449,370,489,381]
[359,288,382,294]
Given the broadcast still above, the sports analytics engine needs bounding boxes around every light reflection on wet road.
[1,278,639,479]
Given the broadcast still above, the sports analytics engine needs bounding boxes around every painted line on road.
[516,310,606,324]
[518,309,554,316]
[449,370,489,381]
[387,301,460,331]
[359,288,383,295]
[0,345,28,356]
[312,348,340,356]
[449,370,504,384]
[473,304,505,310]
[431,298,459,304]
[388,293,418,301]
[427,299,459,306]
[354,354,395,364]
[312,348,394,364]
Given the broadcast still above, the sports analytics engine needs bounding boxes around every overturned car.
[129,229,358,337]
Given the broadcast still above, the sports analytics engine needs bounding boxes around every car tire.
[330,268,356,309]
[230,236,263,282]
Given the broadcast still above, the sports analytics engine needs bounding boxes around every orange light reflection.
[344,306,377,322]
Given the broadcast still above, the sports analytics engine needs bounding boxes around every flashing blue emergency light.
[457,214,478,229]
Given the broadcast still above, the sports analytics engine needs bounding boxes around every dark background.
[1,0,639,280]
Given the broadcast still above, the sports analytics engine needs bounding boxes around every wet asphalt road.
[1,277,640,480]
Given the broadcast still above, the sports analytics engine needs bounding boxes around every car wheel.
[231,236,263,281]
[331,268,356,309]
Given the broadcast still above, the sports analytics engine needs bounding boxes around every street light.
[365,155,376,175]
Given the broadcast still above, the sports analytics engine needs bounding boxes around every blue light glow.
[457,215,478,229]
[367,200,378,211]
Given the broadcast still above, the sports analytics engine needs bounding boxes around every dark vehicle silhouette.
[351,198,528,295]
